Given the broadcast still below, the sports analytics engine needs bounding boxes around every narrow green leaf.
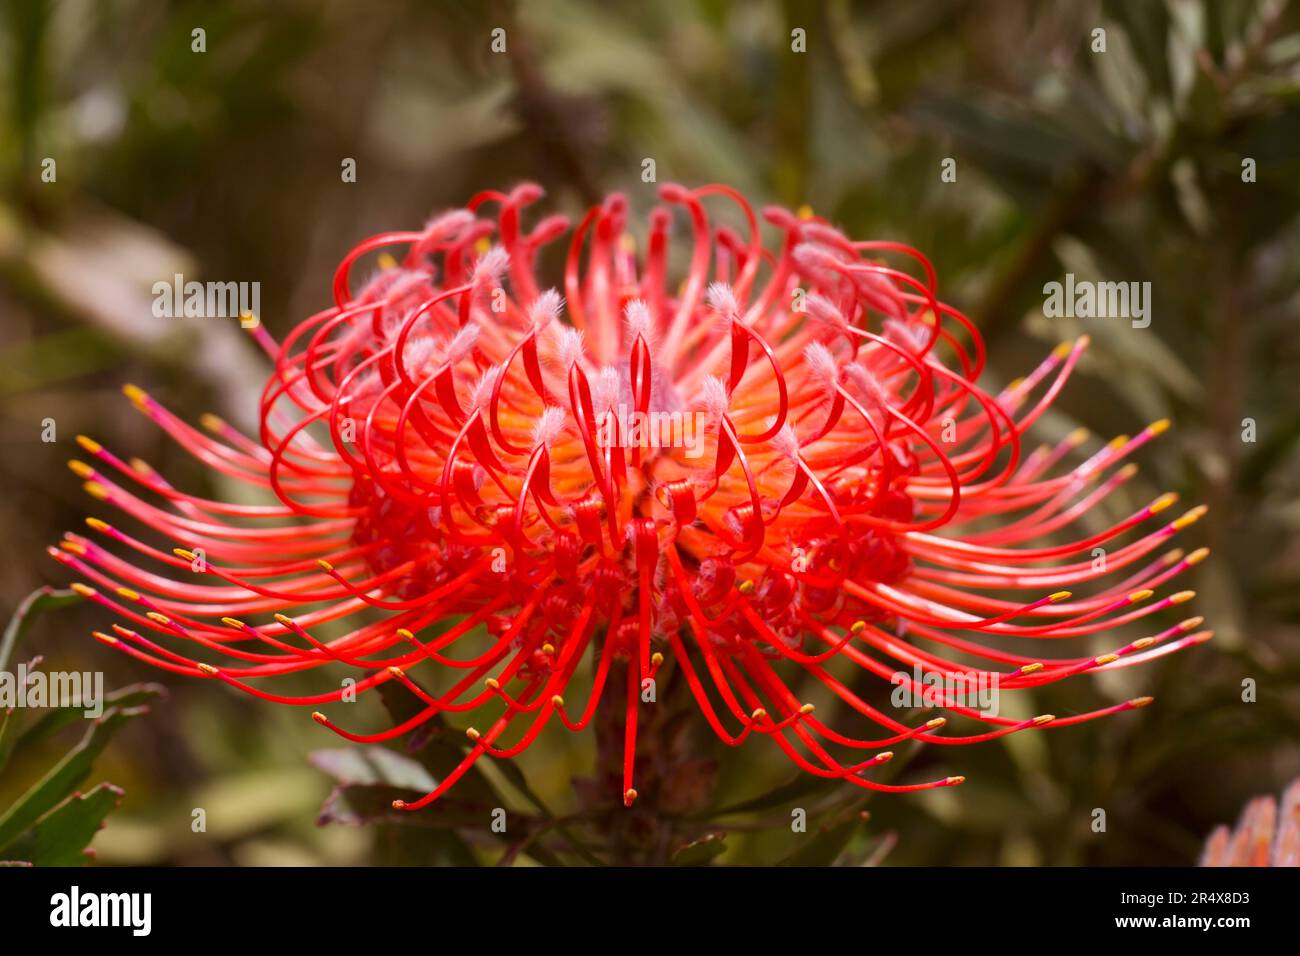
[373,675,504,808]
[8,683,165,762]
[0,587,83,674]
[3,783,124,867]
[308,746,437,793]
[705,772,833,817]
[778,805,869,867]
[671,831,727,866]
[0,705,150,853]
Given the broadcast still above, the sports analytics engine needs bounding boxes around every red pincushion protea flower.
[54,183,1211,811]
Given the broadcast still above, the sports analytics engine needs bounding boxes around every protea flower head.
[54,183,1211,811]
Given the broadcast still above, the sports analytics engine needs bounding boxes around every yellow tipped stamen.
[396,628,414,640]
[122,383,148,405]
[551,695,565,708]
[1066,427,1090,446]
[1117,462,1139,479]
[1077,334,1092,348]
[75,435,102,454]
[1131,637,1157,650]
[70,583,97,598]
[876,751,894,763]
[1179,616,1205,631]
[474,236,491,255]
[1128,696,1155,708]
[1147,418,1171,437]
[624,788,638,806]
[83,482,110,502]
[796,204,814,220]
[1093,654,1120,666]
[485,678,500,690]
[92,631,119,645]
[196,663,219,676]
[115,587,140,602]
[68,460,94,479]
[466,727,481,742]
[1006,377,1025,392]
[199,413,225,433]
[311,711,328,725]
[146,611,171,625]
[751,707,767,720]
[650,652,664,667]
[377,252,398,270]
[737,579,756,595]
[1172,505,1208,530]
[1128,589,1154,603]
[274,613,295,627]
[925,717,947,729]
[1170,590,1196,605]
[1186,547,1210,565]
[221,617,245,629]
[946,776,966,786]
[316,559,334,573]
[850,620,867,634]
[129,458,151,474]
[1049,590,1071,603]
[60,540,86,556]
[173,548,197,561]
[541,643,556,656]
[1052,340,1072,360]
[391,800,407,809]
[1164,548,1185,564]
[1107,434,1130,451]
[798,703,815,715]
[388,666,405,678]
[1019,662,1044,675]
[84,517,111,532]
[1032,714,1056,726]
[1149,493,1178,514]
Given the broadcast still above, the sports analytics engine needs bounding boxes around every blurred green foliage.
[1,0,1298,865]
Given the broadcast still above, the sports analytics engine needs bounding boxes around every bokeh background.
[2,0,1298,866]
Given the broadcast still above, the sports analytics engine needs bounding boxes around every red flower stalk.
[55,183,1211,811]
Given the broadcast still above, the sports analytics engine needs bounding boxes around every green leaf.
[308,746,437,793]
[373,674,504,808]
[317,786,480,865]
[705,772,834,817]
[318,784,489,828]
[318,784,416,826]
[6,682,166,766]
[371,671,595,864]
[671,831,727,866]
[0,704,151,853]
[3,783,123,866]
[0,587,82,674]
[778,804,870,867]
